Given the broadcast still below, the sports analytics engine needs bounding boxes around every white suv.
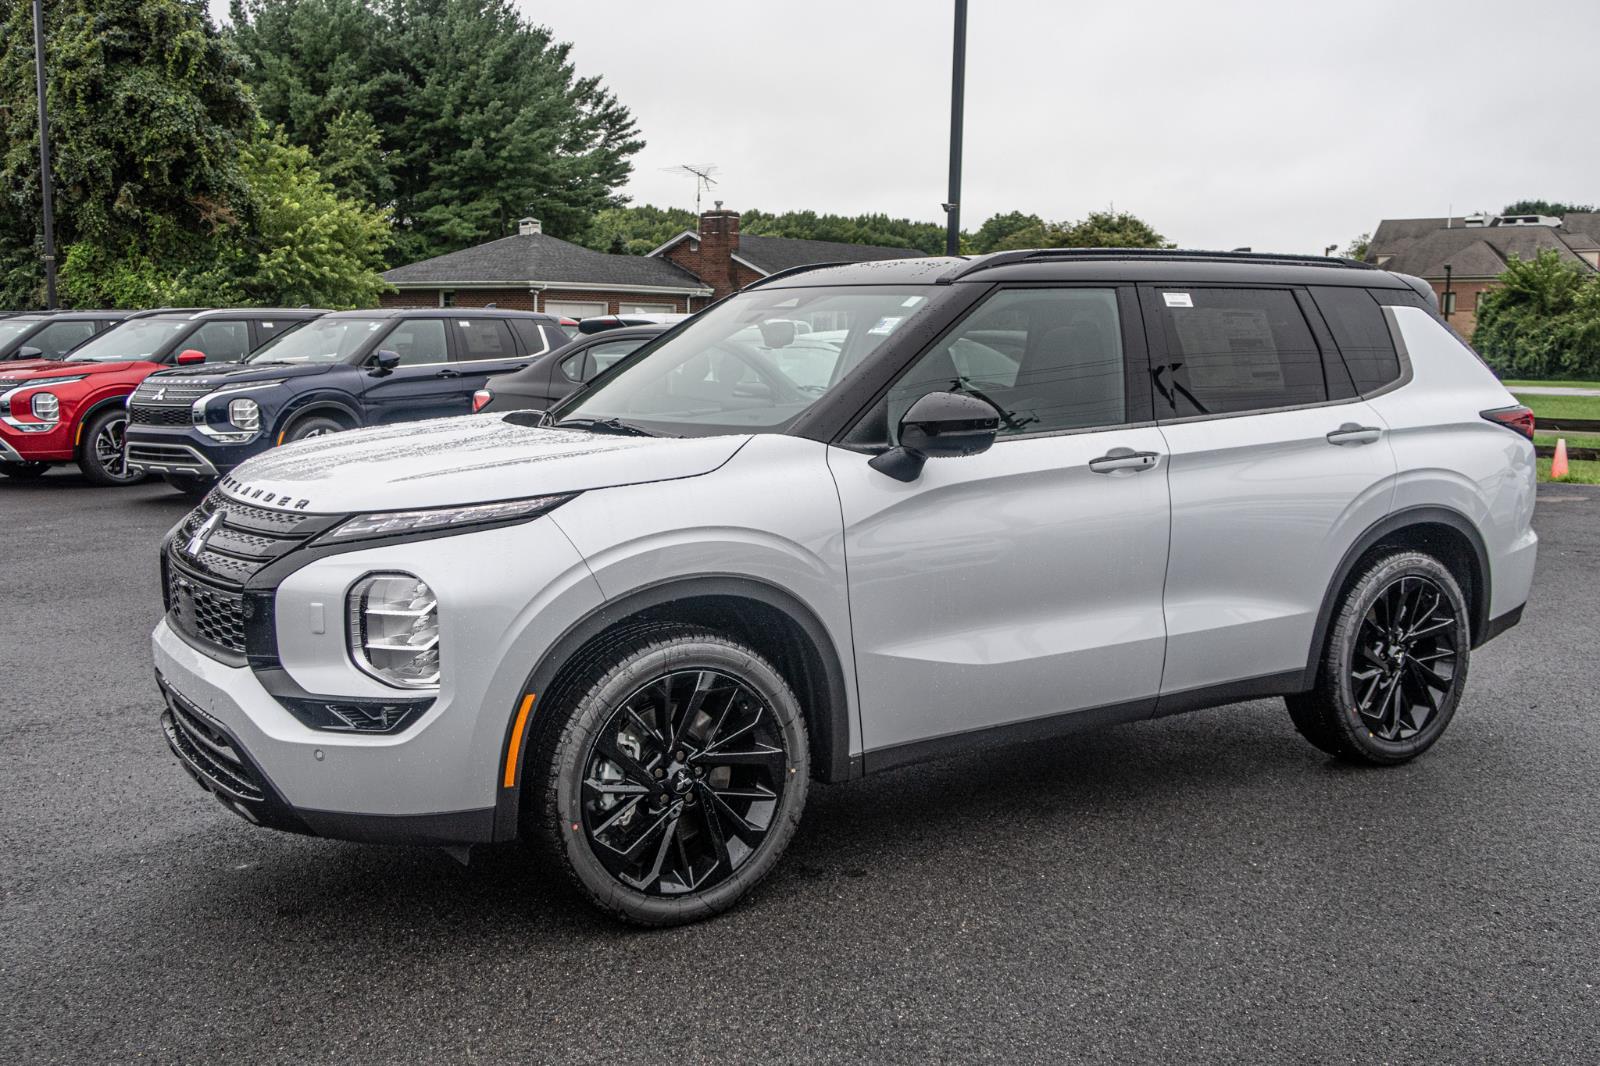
[153,250,1538,925]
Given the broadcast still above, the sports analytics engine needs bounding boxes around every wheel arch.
[274,397,361,441]
[73,392,135,454]
[492,574,856,840]
[1302,504,1491,689]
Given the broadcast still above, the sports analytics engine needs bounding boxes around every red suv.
[0,308,322,485]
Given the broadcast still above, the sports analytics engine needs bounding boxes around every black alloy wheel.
[529,625,810,926]
[1349,575,1461,741]
[582,669,790,896]
[79,409,145,486]
[1287,549,1471,765]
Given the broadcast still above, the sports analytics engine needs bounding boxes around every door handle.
[1088,448,1161,473]
[435,368,461,379]
[1326,423,1382,446]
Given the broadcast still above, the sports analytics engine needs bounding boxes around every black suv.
[474,324,667,413]
[0,310,132,362]
[125,307,569,494]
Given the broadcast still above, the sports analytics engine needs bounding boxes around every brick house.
[380,206,920,319]
[1365,212,1600,337]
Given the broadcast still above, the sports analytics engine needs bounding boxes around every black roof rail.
[740,261,852,291]
[938,247,1379,283]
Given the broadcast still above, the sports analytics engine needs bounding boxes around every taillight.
[472,389,492,412]
[1481,404,1535,441]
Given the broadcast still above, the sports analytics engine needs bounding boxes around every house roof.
[732,234,923,274]
[383,232,712,292]
[1368,215,1600,278]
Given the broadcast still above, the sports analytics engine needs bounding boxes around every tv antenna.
[662,163,719,213]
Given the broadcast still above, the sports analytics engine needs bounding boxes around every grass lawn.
[1538,455,1600,484]
[1511,390,1600,422]
[1501,378,1600,390]
[1535,431,1600,450]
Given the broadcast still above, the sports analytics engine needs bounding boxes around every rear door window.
[562,338,645,383]
[1149,288,1326,417]
[185,320,253,363]
[32,320,97,358]
[1311,286,1404,394]
[382,319,449,365]
[455,318,518,361]
[508,318,551,356]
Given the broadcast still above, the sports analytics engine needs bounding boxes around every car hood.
[0,358,151,382]
[218,414,752,512]
[144,361,334,388]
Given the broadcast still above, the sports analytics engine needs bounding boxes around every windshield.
[550,286,934,436]
[68,318,187,362]
[247,317,384,364]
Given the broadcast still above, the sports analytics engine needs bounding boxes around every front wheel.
[282,415,344,443]
[78,408,146,486]
[527,626,810,926]
[1287,550,1470,764]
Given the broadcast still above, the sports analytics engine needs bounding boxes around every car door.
[1141,284,1398,698]
[449,317,529,411]
[828,286,1172,756]
[359,317,459,424]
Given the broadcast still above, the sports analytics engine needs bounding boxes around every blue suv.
[124,307,568,494]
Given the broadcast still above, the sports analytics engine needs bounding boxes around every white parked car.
[153,249,1537,925]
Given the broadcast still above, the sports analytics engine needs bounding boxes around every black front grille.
[130,403,192,426]
[167,566,247,654]
[132,381,212,405]
[161,687,264,801]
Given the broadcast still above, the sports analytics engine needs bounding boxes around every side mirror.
[176,349,206,365]
[758,319,795,348]
[15,345,42,360]
[869,391,999,482]
[370,349,401,374]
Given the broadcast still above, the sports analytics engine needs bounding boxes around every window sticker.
[901,296,927,308]
[1163,292,1194,308]
[867,316,904,335]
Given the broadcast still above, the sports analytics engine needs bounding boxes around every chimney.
[698,202,741,298]
[518,217,542,236]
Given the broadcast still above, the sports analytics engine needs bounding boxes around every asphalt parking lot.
[3,470,1598,1064]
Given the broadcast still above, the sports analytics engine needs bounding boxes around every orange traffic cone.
[1552,438,1570,480]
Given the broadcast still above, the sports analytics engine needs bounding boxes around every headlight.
[227,397,261,431]
[347,573,440,689]
[321,494,574,543]
[30,392,59,421]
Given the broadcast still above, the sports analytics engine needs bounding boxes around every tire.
[163,472,216,498]
[1287,550,1471,765]
[282,415,344,443]
[0,460,48,480]
[77,408,146,486]
[525,624,811,926]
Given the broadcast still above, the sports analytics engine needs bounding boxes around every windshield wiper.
[553,416,658,437]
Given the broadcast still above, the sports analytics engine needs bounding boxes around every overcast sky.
[217,0,1600,253]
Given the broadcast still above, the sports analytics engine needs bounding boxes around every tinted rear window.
[1312,287,1403,394]
[1152,288,1326,417]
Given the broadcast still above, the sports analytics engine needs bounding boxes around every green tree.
[583,204,696,256]
[317,108,389,207]
[968,211,1043,254]
[1474,250,1600,379]
[982,210,1170,252]
[1344,232,1371,260]
[1501,199,1595,217]
[227,0,643,263]
[0,0,256,307]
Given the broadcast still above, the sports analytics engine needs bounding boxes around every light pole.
[943,0,967,256]
[32,0,58,309]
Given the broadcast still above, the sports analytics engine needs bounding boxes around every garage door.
[544,300,607,319]
[619,302,676,314]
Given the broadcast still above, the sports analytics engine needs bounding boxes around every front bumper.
[0,419,75,462]
[125,422,264,478]
[151,512,607,846]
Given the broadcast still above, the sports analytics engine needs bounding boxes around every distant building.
[1365,212,1600,336]
[381,207,921,319]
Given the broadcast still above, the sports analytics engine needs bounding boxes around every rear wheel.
[283,415,344,443]
[526,625,810,926]
[78,408,145,486]
[1287,550,1469,764]
[163,472,215,498]
[0,460,48,480]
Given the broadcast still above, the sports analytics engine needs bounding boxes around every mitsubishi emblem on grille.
[152,387,167,402]
[185,512,223,558]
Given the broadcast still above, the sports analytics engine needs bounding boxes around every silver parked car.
[152,249,1537,925]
